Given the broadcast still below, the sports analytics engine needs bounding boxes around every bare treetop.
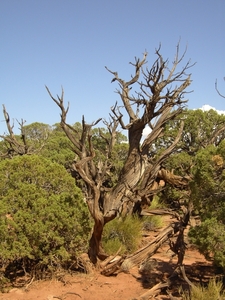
[106,44,193,157]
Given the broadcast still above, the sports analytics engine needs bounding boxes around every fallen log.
[134,281,169,300]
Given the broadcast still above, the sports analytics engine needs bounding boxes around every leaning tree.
[46,44,193,265]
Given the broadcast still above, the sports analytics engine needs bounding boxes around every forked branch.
[105,52,148,123]
[45,86,83,156]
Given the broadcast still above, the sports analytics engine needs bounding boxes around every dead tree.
[46,43,193,264]
[0,105,47,158]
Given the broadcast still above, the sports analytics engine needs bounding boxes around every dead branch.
[0,105,43,157]
[134,281,169,300]
[215,78,225,99]
[134,264,193,300]
[53,292,82,299]
[45,86,111,218]
[105,51,148,123]
[158,168,191,188]
[101,117,119,159]
[140,208,180,220]
[45,86,84,157]
[208,124,225,146]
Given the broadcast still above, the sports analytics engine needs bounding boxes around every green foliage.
[0,155,91,272]
[102,215,143,255]
[162,108,225,171]
[149,196,162,209]
[192,145,225,214]
[164,151,193,177]
[102,197,164,256]
[160,110,225,207]
[91,127,128,187]
[39,123,75,167]
[109,142,129,185]
[189,219,225,271]
[178,108,225,154]
[182,278,225,300]
[23,122,51,142]
[188,144,225,271]
[0,119,128,192]
[160,109,225,271]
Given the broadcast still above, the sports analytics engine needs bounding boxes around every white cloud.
[201,104,225,115]
[142,125,151,137]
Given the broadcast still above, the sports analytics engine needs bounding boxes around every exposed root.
[170,264,195,288]
[77,253,94,274]
[24,276,35,291]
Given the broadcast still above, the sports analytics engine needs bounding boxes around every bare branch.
[215,78,225,99]
[0,106,29,157]
[45,86,84,156]
[2,104,14,136]
[102,117,119,158]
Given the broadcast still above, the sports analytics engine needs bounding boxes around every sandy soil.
[0,221,214,300]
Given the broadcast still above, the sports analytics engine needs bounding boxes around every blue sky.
[0,0,224,134]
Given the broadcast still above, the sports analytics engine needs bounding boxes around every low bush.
[0,155,91,283]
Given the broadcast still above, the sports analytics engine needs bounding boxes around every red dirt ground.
[0,220,215,300]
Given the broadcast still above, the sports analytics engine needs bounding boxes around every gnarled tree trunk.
[46,43,194,263]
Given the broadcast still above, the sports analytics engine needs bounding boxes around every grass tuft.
[182,278,225,300]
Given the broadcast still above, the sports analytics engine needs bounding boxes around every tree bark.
[88,219,107,264]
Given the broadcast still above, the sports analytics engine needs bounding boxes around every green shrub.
[182,278,225,300]
[0,155,91,276]
[102,215,143,255]
[189,218,225,271]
